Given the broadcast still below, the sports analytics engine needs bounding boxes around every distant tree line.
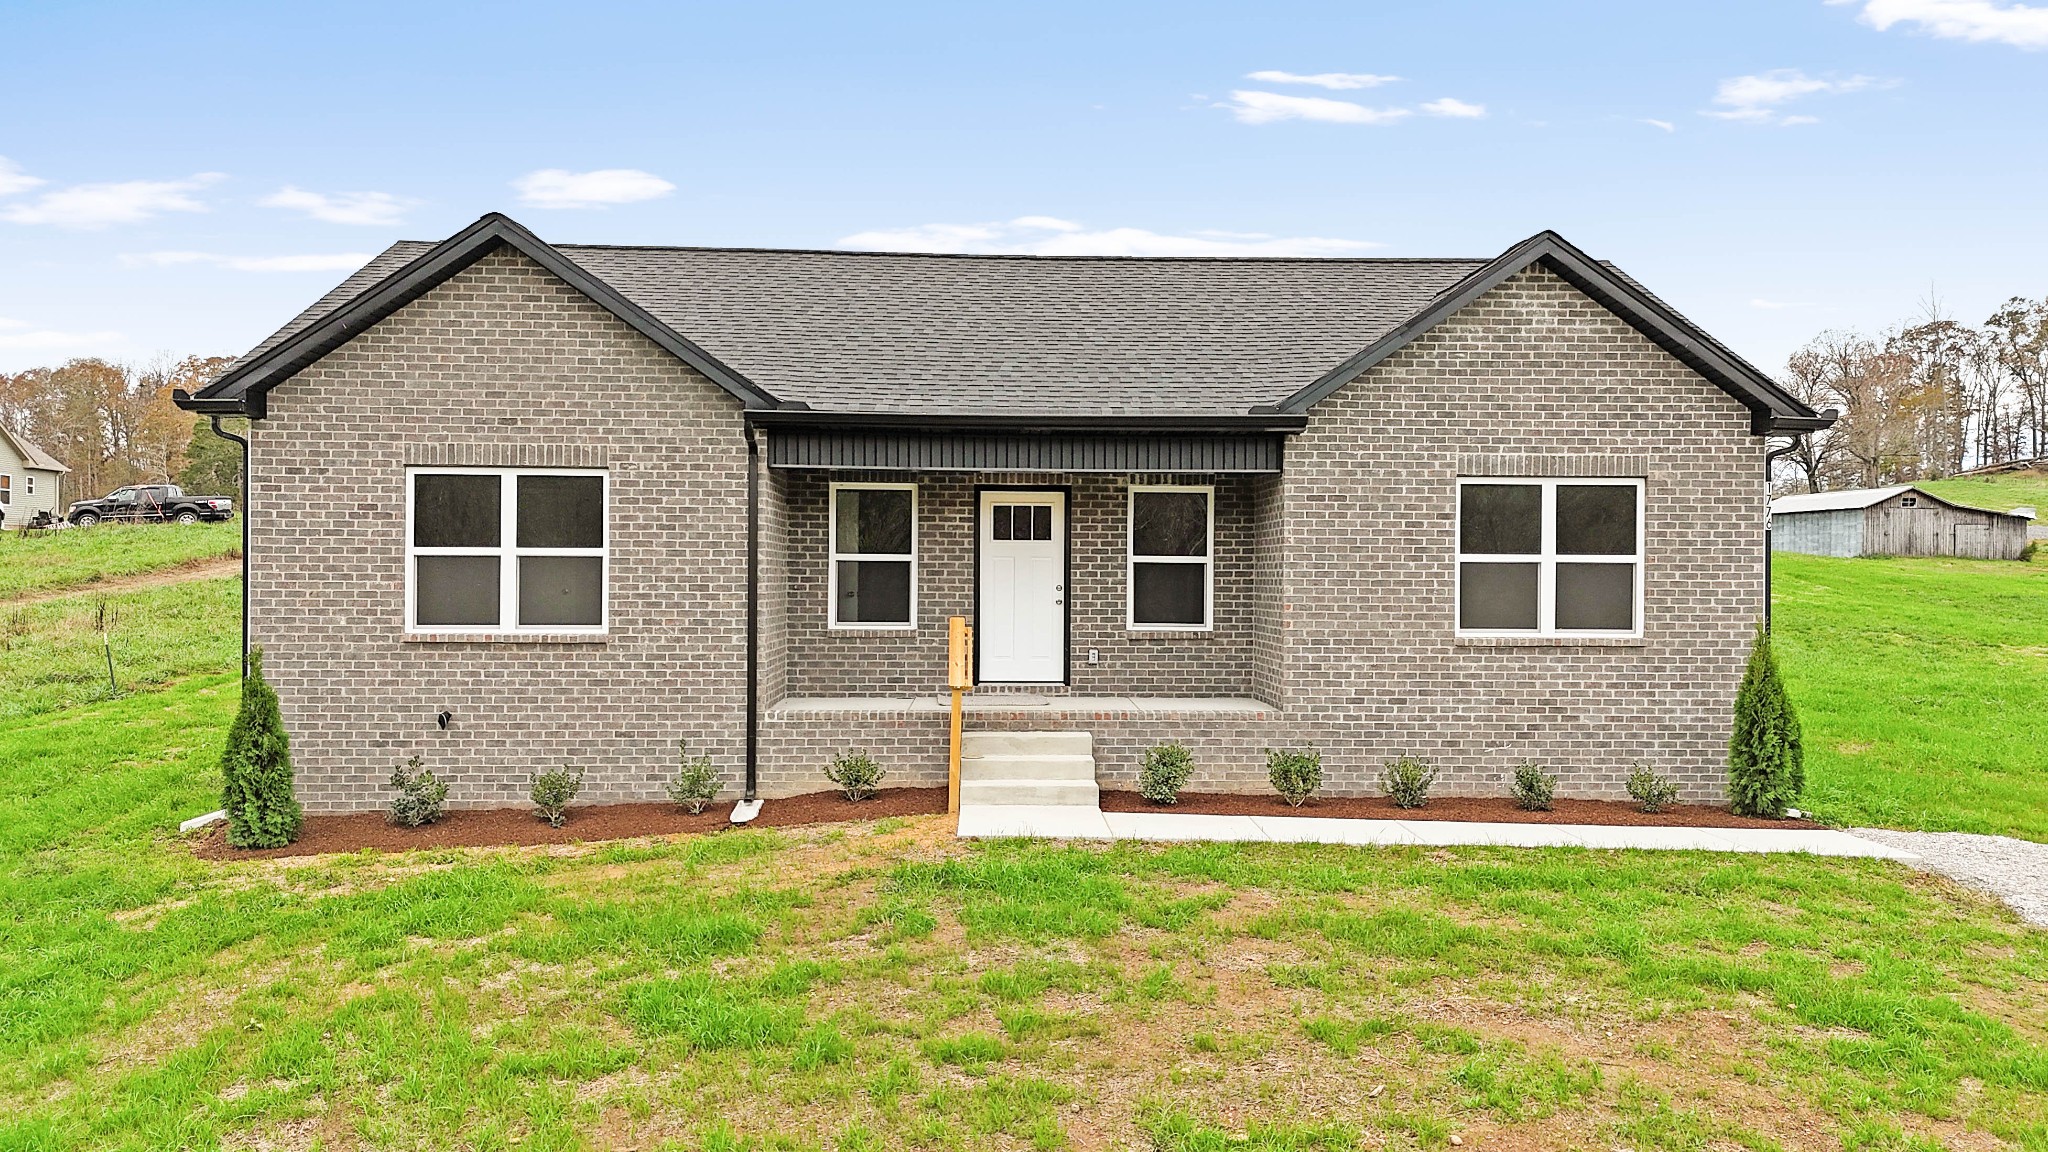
[0,355,242,502]
[1776,295,2048,492]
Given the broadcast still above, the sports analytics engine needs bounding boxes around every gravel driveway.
[1850,828,2048,928]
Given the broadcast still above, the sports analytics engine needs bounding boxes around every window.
[406,468,607,633]
[1456,478,1642,636]
[1900,496,1918,508]
[1129,485,1213,630]
[0,474,9,505]
[23,475,31,495]
[829,483,915,628]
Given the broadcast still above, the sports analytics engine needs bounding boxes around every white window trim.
[1454,477,1644,639]
[1127,483,1215,632]
[827,481,918,631]
[404,467,609,636]
[0,473,10,504]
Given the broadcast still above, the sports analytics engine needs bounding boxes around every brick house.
[177,213,1833,813]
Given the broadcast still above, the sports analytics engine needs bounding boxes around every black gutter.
[207,414,252,678]
[746,409,1309,434]
[743,420,761,803]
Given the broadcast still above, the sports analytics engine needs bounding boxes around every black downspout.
[208,415,251,678]
[743,421,760,803]
[1762,436,1805,634]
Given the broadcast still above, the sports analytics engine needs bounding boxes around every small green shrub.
[1626,763,1680,814]
[826,749,885,802]
[530,764,585,827]
[221,648,302,849]
[2022,540,2040,562]
[1266,748,1323,808]
[386,754,448,827]
[1728,622,1805,817]
[1139,741,1195,804]
[667,740,721,815]
[1381,755,1437,809]
[1510,760,1556,812]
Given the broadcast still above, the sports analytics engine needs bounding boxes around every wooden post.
[947,616,972,818]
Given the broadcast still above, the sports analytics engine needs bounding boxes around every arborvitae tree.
[1729,623,1805,818]
[221,648,302,848]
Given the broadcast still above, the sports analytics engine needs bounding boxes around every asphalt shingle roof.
[231,241,1489,417]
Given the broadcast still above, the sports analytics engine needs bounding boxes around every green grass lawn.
[1,675,2044,1151]
[1919,468,2048,523]
[0,520,239,599]
[1774,552,2048,840]
[1,576,241,720]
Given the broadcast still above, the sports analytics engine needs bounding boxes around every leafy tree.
[221,648,302,848]
[176,413,246,500]
[1729,624,1804,818]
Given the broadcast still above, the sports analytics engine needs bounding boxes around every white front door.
[978,491,1066,683]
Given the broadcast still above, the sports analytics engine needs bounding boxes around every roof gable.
[1264,231,1824,434]
[1771,485,2029,517]
[0,425,68,473]
[188,214,776,416]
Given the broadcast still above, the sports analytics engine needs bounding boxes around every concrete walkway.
[956,806,1918,858]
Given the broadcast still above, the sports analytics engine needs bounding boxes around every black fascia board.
[192,213,779,414]
[1272,230,1825,434]
[744,409,1310,434]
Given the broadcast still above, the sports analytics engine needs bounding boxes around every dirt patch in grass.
[194,786,950,860]
[1102,790,1818,828]
[9,555,240,605]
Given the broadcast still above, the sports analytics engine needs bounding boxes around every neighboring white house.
[0,426,68,527]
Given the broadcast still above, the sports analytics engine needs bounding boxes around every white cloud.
[260,186,414,226]
[512,168,675,209]
[1702,69,1887,124]
[0,157,43,197]
[838,216,1381,258]
[1224,90,1413,125]
[1244,70,1401,90]
[1420,97,1486,118]
[0,317,124,352]
[1834,0,2048,48]
[0,173,223,228]
[125,250,373,273]
[1641,118,1677,132]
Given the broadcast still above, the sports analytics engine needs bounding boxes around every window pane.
[1459,484,1540,554]
[836,559,911,624]
[1032,504,1052,541]
[1556,563,1635,630]
[415,474,500,547]
[1459,562,1538,630]
[1133,491,1207,557]
[836,489,913,555]
[416,555,500,626]
[517,474,604,548]
[1133,562,1205,625]
[519,555,603,626]
[992,505,1013,541]
[1557,485,1636,555]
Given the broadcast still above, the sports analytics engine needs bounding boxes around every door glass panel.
[1556,563,1635,630]
[519,555,603,625]
[1133,563,1204,625]
[992,506,1013,540]
[1556,485,1636,555]
[835,488,913,555]
[517,475,604,548]
[1132,491,1207,556]
[1032,505,1052,540]
[416,555,500,626]
[415,474,501,547]
[1459,484,1540,554]
[1458,562,1538,630]
[837,559,912,624]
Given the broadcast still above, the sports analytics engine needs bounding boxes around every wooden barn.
[1769,485,2032,560]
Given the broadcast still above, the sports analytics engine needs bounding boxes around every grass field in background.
[1774,551,2048,840]
[0,521,239,599]
[1919,467,2048,523]
[1,576,241,720]
[1,674,2043,1150]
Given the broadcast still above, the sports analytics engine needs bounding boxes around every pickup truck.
[66,483,235,527]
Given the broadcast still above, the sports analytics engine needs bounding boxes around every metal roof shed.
[1769,485,2032,559]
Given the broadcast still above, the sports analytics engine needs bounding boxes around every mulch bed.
[1099,790,1817,829]
[192,786,949,860]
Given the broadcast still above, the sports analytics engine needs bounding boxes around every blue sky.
[2,0,2045,375]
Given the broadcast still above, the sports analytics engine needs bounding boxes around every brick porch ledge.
[767,695,1280,720]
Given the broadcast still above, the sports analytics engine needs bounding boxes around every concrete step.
[960,778,1103,807]
[960,753,1098,782]
[962,730,1093,758]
